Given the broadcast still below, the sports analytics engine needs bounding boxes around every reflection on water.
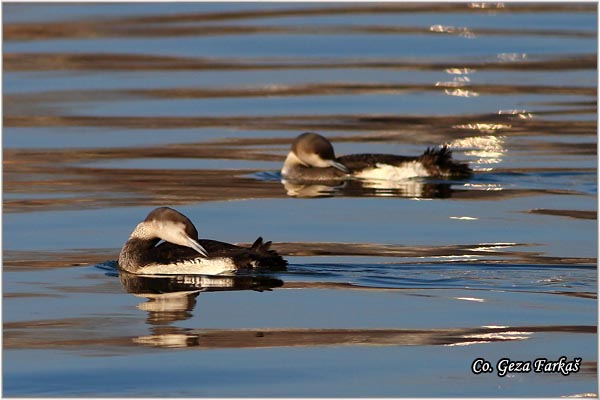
[132,325,595,350]
[4,240,595,272]
[451,135,507,170]
[3,2,596,397]
[120,271,284,296]
[120,271,283,326]
[282,178,453,198]
[4,110,594,212]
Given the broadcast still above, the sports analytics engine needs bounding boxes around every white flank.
[354,161,430,181]
[137,257,237,275]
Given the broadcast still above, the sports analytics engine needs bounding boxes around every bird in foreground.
[118,207,287,275]
[281,132,471,182]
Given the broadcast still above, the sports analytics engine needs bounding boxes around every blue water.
[3,2,597,397]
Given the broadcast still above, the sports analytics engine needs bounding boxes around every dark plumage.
[153,237,287,272]
[281,132,472,182]
[339,146,472,178]
[118,207,287,274]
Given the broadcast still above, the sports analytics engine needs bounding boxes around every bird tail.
[249,237,288,270]
[419,145,472,178]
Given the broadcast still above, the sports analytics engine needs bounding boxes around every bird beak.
[328,160,350,174]
[186,237,209,258]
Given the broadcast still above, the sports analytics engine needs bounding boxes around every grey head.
[291,132,349,173]
[144,207,208,257]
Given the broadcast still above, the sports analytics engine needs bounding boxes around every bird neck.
[118,223,161,272]
[282,152,307,175]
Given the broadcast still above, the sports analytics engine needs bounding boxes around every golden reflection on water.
[438,67,478,96]
[429,24,476,39]
[445,67,477,74]
[454,296,486,302]
[452,125,511,133]
[498,52,528,61]
[498,109,534,119]
[468,2,505,9]
[445,329,531,347]
[444,88,480,97]
[451,135,507,171]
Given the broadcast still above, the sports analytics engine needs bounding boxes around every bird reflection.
[281,178,454,199]
[119,271,284,326]
[119,275,568,350]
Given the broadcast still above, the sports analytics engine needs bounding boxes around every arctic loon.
[118,207,287,275]
[281,132,471,182]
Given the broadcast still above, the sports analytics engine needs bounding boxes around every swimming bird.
[118,207,287,275]
[281,132,471,182]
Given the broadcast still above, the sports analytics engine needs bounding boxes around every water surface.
[3,2,597,397]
